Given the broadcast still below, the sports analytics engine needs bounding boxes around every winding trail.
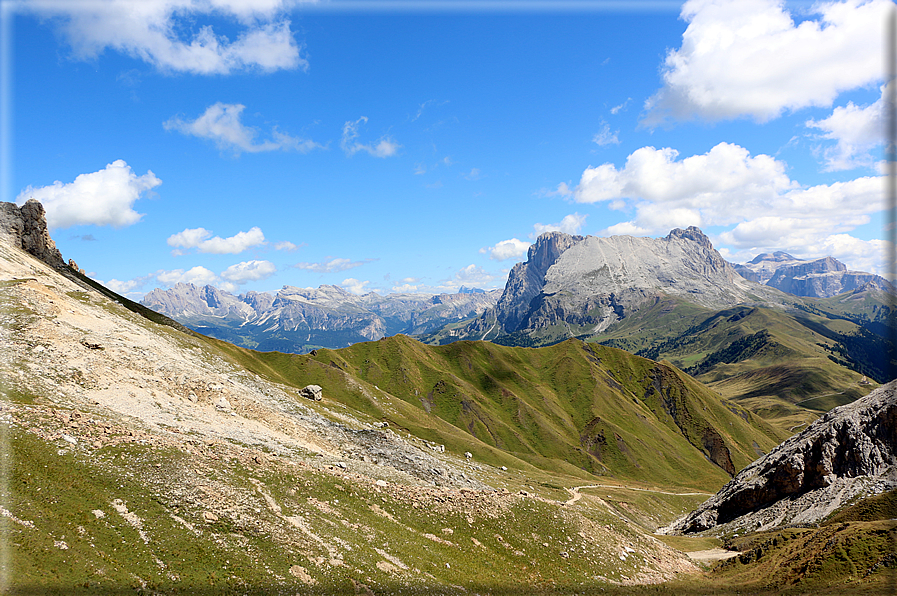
[564,484,713,506]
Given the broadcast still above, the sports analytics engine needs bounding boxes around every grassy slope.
[3,417,688,595]
[206,335,785,491]
[591,300,883,433]
[701,492,897,595]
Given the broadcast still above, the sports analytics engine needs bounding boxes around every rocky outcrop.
[734,253,894,297]
[0,200,65,268]
[733,252,804,285]
[464,227,784,342]
[660,381,897,535]
[766,257,893,297]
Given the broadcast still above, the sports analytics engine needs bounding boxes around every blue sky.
[2,0,891,298]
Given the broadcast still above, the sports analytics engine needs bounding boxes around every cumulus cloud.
[453,264,495,287]
[572,142,796,224]
[165,103,321,154]
[481,238,531,261]
[167,226,265,255]
[143,259,275,296]
[341,117,400,158]
[294,257,371,273]
[564,141,883,267]
[481,214,586,262]
[16,160,161,229]
[532,213,587,237]
[806,84,886,171]
[156,266,218,286]
[21,0,307,75]
[341,278,370,294]
[103,274,155,298]
[644,0,889,124]
[220,260,277,283]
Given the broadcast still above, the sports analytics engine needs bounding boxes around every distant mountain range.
[732,251,893,297]
[141,283,500,353]
[141,227,895,430]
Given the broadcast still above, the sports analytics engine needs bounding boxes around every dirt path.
[566,484,713,504]
[686,548,740,563]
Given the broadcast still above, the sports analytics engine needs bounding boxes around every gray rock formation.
[734,253,893,298]
[660,381,897,535]
[0,200,65,268]
[300,385,323,401]
[732,252,804,285]
[463,227,783,341]
[766,257,893,297]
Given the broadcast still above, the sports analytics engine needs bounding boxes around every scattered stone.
[92,510,105,519]
[464,451,472,459]
[187,393,198,403]
[214,397,231,411]
[288,565,316,584]
[203,511,219,523]
[300,385,323,401]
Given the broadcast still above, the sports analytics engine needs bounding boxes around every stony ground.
[0,241,703,593]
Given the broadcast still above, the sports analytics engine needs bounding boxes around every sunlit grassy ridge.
[206,335,785,491]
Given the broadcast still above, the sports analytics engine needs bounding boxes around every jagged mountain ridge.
[733,252,893,298]
[141,282,500,353]
[445,227,786,346]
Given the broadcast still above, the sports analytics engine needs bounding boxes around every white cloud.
[220,259,277,283]
[16,160,161,229]
[565,141,884,260]
[572,142,795,222]
[167,226,265,254]
[274,241,299,251]
[21,0,307,75]
[165,103,321,154]
[592,122,619,146]
[341,278,370,294]
[341,117,400,158]
[294,257,369,273]
[533,213,587,237]
[156,266,218,286]
[806,83,886,171]
[610,98,631,115]
[392,283,419,292]
[463,168,483,181]
[481,238,531,261]
[102,274,154,298]
[814,234,890,276]
[644,0,889,124]
[453,264,494,286]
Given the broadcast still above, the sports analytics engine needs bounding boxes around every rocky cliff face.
[733,252,804,285]
[735,253,893,298]
[0,200,65,268]
[660,381,897,535]
[465,227,782,342]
